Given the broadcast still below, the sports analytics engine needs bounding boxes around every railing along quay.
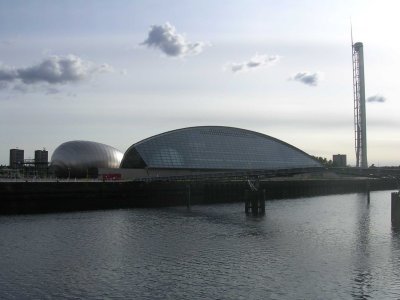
[132,167,324,183]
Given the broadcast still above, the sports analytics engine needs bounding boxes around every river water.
[1,191,400,299]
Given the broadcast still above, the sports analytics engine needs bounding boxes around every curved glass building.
[121,126,320,171]
[51,141,123,178]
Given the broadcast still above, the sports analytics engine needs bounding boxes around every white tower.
[352,41,368,168]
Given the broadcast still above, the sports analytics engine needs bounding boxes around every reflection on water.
[351,193,372,300]
[0,191,400,299]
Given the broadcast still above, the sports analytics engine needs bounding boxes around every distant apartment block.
[35,149,48,165]
[35,149,49,176]
[9,149,24,169]
[332,154,347,167]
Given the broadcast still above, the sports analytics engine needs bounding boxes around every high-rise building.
[9,149,24,169]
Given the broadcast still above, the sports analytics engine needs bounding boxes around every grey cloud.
[0,81,9,89]
[291,72,320,86]
[142,22,206,57]
[12,83,30,93]
[231,64,244,73]
[228,54,280,73]
[0,40,13,46]
[247,61,262,68]
[46,87,61,95]
[0,55,113,93]
[17,55,112,84]
[0,66,17,81]
[94,63,114,74]
[367,94,386,103]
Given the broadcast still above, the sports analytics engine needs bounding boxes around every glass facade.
[121,126,321,170]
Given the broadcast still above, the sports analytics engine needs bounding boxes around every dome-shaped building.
[51,141,123,178]
[121,126,321,174]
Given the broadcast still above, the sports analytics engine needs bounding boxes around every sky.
[0,0,399,166]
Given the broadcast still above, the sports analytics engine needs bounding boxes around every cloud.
[17,55,112,84]
[0,40,13,47]
[141,22,206,57]
[0,55,113,92]
[67,92,77,98]
[367,94,386,103]
[94,63,114,74]
[227,54,280,73]
[12,84,30,93]
[290,72,321,86]
[0,81,9,89]
[0,66,18,81]
[46,87,61,95]
[230,64,244,73]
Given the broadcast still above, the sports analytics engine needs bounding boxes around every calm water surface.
[1,191,400,299]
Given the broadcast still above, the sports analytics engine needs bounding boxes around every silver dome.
[51,140,123,178]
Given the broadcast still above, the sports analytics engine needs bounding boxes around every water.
[1,191,400,299]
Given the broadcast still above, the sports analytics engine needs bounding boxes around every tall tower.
[352,41,368,168]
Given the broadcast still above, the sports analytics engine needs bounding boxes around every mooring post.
[244,189,265,216]
[253,190,265,216]
[244,190,250,214]
[251,192,258,216]
[391,192,400,228]
[260,189,266,214]
[186,184,191,210]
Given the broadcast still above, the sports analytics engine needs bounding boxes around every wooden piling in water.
[186,184,191,209]
[244,189,265,215]
[391,192,400,227]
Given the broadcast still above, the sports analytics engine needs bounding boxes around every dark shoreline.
[0,178,398,214]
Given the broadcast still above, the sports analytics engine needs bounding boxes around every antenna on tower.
[350,19,354,47]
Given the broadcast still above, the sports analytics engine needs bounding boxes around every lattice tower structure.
[352,42,368,168]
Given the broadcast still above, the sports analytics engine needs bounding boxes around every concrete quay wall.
[0,178,397,214]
